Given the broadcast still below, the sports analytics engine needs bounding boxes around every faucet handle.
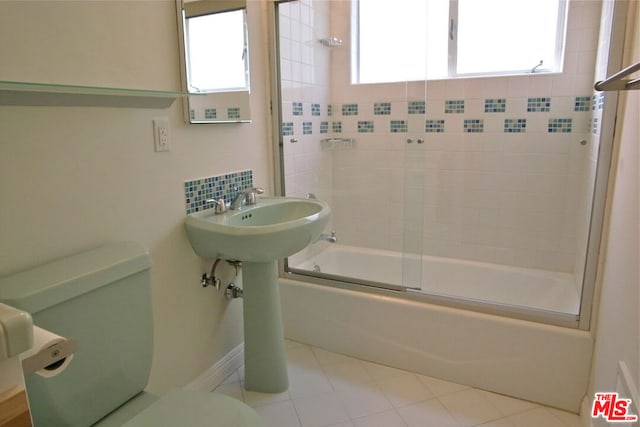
[245,187,264,205]
[204,198,227,214]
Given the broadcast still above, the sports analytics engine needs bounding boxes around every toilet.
[0,242,263,427]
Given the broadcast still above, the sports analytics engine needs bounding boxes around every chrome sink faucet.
[230,187,264,210]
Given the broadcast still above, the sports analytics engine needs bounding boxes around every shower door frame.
[268,0,627,331]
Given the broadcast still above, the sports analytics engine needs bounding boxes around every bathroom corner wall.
[0,0,273,393]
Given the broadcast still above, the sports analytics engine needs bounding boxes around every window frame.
[352,0,569,84]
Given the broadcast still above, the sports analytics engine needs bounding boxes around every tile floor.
[214,340,581,427]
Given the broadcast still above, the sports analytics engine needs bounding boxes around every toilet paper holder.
[22,338,77,376]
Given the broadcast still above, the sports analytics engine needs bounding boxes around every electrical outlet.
[153,118,170,152]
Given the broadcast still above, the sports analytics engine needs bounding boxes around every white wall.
[587,0,639,424]
[0,0,273,393]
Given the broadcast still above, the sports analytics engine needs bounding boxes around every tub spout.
[316,230,337,243]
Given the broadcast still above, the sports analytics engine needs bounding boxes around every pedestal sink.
[184,196,331,393]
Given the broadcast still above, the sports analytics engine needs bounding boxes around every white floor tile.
[438,388,504,426]
[293,392,351,427]
[243,388,291,408]
[397,398,461,427]
[476,390,539,417]
[213,381,244,401]
[507,407,568,427]
[288,363,335,399]
[312,346,357,366]
[323,360,375,390]
[546,407,581,427]
[416,374,471,397]
[352,410,408,427]
[212,344,582,427]
[335,382,394,419]
[360,360,407,381]
[476,419,516,427]
[254,400,301,427]
[375,372,435,408]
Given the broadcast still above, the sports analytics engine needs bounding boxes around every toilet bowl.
[0,242,263,427]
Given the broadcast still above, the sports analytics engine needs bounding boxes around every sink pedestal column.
[242,261,289,393]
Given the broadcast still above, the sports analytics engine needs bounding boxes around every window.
[353,0,567,84]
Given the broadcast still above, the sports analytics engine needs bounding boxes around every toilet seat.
[120,390,263,427]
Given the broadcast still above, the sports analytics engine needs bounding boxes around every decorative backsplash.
[184,170,253,214]
[282,94,605,136]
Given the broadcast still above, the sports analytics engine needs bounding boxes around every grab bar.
[594,60,640,91]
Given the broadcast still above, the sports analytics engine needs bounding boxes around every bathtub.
[280,245,593,412]
[291,244,581,315]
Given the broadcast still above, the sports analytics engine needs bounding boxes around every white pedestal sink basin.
[185,197,330,262]
[184,196,331,393]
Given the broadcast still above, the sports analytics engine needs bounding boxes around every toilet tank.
[0,242,153,427]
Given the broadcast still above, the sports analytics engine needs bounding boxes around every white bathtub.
[281,245,593,412]
[292,244,581,314]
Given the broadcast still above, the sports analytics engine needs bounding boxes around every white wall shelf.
[0,80,186,108]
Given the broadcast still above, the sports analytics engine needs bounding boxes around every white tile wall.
[280,0,604,274]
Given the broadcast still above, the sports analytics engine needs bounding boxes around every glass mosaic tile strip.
[484,98,506,113]
[303,121,313,135]
[527,97,551,112]
[592,93,604,110]
[205,108,217,119]
[332,121,342,133]
[425,119,445,133]
[320,121,329,134]
[358,121,374,133]
[574,96,591,112]
[464,119,484,133]
[293,102,303,116]
[227,107,240,119]
[408,101,426,115]
[282,122,294,136]
[311,103,321,116]
[328,104,333,116]
[504,118,526,133]
[591,117,599,134]
[374,102,391,115]
[548,118,573,133]
[390,120,407,133]
[184,170,253,214]
[445,99,465,114]
[342,103,358,116]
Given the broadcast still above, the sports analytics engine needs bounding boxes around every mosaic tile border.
[425,119,445,133]
[445,99,465,114]
[184,170,253,214]
[464,119,484,133]
[485,98,506,113]
[504,118,527,133]
[527,97,551,112]
[408,101,426,115]
[548,118,573,133]
[282,94,595,136]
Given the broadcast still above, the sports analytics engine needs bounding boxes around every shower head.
[319,37,343,47]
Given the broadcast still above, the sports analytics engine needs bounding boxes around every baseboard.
[580,395,593,427]
[183,343,244,392]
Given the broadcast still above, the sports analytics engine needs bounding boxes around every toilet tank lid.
[0,242,152,314]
